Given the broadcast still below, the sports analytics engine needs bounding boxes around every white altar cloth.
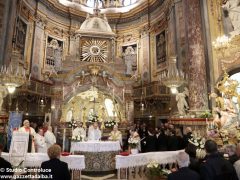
[2,152,85,170]
[116,150,183,169]
[71,141,121,152]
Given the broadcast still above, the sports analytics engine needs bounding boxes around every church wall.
[14,0,174,123]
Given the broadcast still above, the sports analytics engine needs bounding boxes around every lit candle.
[122,88,125,102]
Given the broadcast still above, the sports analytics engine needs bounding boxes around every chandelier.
[0,63,27,93]
[212,35,231,51]
[161,56,186,94]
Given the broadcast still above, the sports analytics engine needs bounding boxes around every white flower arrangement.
[68,120,77,128]
[188,134,205,149]
[128,137,140,148]
[88,112,98,123]
[72,134,85,142]
[189,133,206,159]
[104,120,117,128]
[146,161,171,177]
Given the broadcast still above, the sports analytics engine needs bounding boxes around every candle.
[63,128,66,151]
[122,88,125,102]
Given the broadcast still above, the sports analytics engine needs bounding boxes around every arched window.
[86,0,95,7]
[123,0,137,6]
[105,98,116,117]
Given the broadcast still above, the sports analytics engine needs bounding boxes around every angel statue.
[176,87,189,115]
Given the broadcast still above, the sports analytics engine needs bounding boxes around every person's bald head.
[23,120,30,127]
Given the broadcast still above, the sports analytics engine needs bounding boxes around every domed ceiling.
[40,0,165,23]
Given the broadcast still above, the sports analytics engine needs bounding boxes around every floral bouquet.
[72,134,85,142]
[188,133,206,159]
[128,136,140,149]
[146,161,171,178]
[88,112,99,123]
[199,111,212,118]
[104,119,117,128]
[68,120,77,128]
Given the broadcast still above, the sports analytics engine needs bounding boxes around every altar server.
[88,122,101,141]
[45,126,56,148]
[35,129,47,153]
[19,119,36,152]
[72,122,86,138]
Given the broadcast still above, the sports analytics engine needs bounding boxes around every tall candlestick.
[63,128,66,151]
[122,88,125,102]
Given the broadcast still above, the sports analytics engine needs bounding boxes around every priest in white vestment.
[108,125,122,146]
[72,122,86,139]
[88,122,101,141]
[35,129,47,153]
[18,119,36,152]
[44,126,56,148]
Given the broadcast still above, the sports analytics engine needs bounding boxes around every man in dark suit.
[200,140,238,180]
[168,151,200,180]
[40,144,70,180]
[0,144,13,180]
[182,127,192,148]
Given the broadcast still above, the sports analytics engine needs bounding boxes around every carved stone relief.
[46,36,63,72]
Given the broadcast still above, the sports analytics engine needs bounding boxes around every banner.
[9,131,29,167]
[7,111,23,150]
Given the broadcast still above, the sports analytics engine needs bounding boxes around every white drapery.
[2,152,85,170]
[115,150,183,169]
[71,141,121,152]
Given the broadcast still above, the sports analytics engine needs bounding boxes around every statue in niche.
[222,0,240,36]
[46,37,63,71]
[122,45,137,76]
[156,31,166,67]
[66,108,73,122]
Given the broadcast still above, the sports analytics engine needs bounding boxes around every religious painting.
[46,36,63,71]
[122,44,137,76]
[15,17,27,57]
[156,30,166,68]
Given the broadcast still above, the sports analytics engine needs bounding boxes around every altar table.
[71,141,121,171]
[115,150,182,179]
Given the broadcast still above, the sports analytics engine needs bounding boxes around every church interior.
[1,0,240,179]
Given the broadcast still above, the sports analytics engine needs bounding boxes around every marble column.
[184,0,208,111]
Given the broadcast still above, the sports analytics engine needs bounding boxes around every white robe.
[35,134,47,153]
[18,127,36,153]
[72,127,86,138]
[88,128,101,141]
[44,131,56,149]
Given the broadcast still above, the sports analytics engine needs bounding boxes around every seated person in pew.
[40,144,70,180]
